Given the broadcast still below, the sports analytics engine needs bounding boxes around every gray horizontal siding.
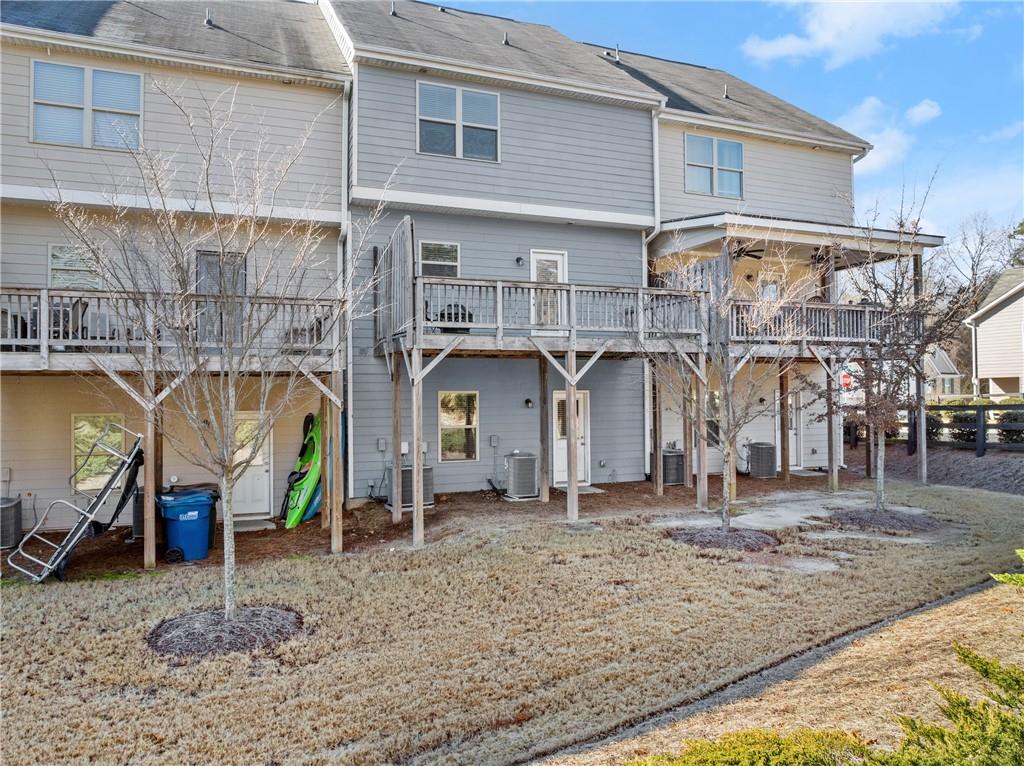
[356,66,654,216]
[348,207,647,497]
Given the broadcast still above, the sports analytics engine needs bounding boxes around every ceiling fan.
[731,242,765,260]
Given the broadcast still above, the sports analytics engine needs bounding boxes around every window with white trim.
[439,391,479,462]
[419,241,460,277]
[72,413,124,493]
[32,61,141,150]
[418,82,499,161]
[685,134,743,198]
[49,244,101,289]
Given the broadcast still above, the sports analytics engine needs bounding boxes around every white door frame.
[233,411,274,519]
[530,249,567,334]
[775,391,803,469]
[552,389,591,486]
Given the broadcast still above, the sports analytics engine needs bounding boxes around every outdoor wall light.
[524,398,534,408]
[515,256,526,266]
[758,397,766,404]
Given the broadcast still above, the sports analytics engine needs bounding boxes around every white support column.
[652,365,664,496]
[695,353,708,510]
[826,355,840,492]
[411,347,424,548]
[565,348,579,522]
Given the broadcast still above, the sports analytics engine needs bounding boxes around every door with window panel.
[530,250,566,332]
[196,251,246,345]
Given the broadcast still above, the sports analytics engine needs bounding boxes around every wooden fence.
[905,403,1024,456]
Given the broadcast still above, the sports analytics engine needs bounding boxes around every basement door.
[233,413,273,519]
[777,392,802,468]
[553,390,591,486]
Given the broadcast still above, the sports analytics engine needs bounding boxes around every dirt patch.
[147,605,303,660]
[668,528,778,551]
[824,507,944,534]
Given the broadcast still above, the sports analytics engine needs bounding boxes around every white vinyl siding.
[418,241,460,277]
[685,133,743,198]
[661,121,855,224]
[48,244,101,289]
[417,81,499,162]
[32,60,141,150]
[438,391,479,462]
[976,293,1024,381]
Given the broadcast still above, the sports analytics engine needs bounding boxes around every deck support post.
[695,352,709,510]
[320,391,331,530]
[913,249,928,485]
[143,368,157,569]
[826,354,840,492]
[411,347,425,548]
[682,376,694,488]
[538,356,550,503]
[779,365,790,483]
[391,359,403,524]
[565,347,579,522]
[652,361,664,496]
[330,370,344,553]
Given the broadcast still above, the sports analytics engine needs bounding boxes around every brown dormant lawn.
[2,482,1021,765]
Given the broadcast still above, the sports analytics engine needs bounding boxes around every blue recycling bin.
[158,491,216,561]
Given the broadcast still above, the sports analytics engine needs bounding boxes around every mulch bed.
[826,508,944,534]
[667,528,779,552]
[147,605,304,660]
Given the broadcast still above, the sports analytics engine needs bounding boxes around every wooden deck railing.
[406,277,701,344]
[730,301,887,343]
[0,287,341,366]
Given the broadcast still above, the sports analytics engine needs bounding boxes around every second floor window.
[418,82,499,162]
[49,244,101,289]
[419,242,460,277]
[33,61,141,150]
[685,134,743,198]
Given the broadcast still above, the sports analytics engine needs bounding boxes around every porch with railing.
[0,287,341,371]
[730,301,887,344]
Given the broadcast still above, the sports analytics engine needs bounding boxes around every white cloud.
[838,97,914,176]
[980,120,1024,143]
[905,99,942,126]
[742,2,960,69]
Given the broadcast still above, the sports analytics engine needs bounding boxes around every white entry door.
[553,390,590,485]
[530,249,567,332]
[233,414,272,519]
[778,392,802,468]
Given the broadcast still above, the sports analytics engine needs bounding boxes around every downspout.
[966,318,979,396]
[342,84,356,499]
[642,106,663,475]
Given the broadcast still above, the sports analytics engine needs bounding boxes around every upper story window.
[419,242,460,277]
[685,134,743,198]
[417,82,499,162]
[49,244,101,289]
[32,61,142,150]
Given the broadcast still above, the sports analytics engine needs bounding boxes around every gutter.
[643,107,663,248]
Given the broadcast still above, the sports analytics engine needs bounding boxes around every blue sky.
[460,1,1024,234]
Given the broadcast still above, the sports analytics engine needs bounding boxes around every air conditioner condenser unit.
[504,452,539,501]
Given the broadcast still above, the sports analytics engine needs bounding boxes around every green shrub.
[995,397,1024,445]
[628,730,869,766]
[947,398,994,443]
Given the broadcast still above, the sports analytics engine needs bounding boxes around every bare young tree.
[49,81,380,619]
[650,234,822,531]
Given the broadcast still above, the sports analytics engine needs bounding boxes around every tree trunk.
[874,428,886,512]
[221,475,236,620]
[721,442,732,531]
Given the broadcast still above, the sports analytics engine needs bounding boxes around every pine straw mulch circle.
[146,605,304,660]
[823,507,944,534]
[667,527,779,552]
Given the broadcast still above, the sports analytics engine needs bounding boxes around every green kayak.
[281,413,322,529]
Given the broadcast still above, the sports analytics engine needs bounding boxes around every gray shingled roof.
[329,0,659,98]
[582,44,868,147]
[1,1,348,76]
[979,267,1024,314]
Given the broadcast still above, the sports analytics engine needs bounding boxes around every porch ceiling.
[652,212,944,268]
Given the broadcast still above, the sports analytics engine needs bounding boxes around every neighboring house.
[0,0,944,551]
[965,267,1024,398]
[923,348,962,400]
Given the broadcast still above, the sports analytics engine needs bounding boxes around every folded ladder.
[6,422,144,583]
